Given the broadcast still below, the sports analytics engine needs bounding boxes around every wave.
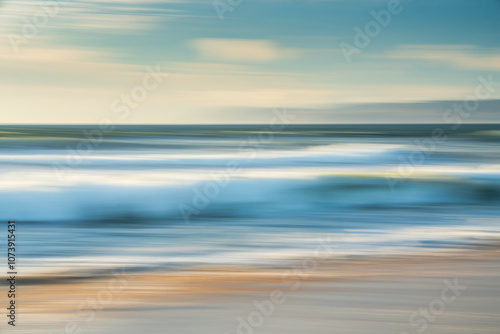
[1,171,499,222]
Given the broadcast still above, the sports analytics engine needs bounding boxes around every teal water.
[0,124,499,275]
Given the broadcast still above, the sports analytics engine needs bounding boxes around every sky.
[0,0,499,124]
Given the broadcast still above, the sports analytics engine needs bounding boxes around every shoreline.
[9,244,499,334]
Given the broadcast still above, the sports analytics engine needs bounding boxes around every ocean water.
[1,124,499,276]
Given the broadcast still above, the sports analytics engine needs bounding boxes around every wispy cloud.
[190,39,301,63]
[384,45,500,71]
[0,0,187,37]
[0,43,108,63]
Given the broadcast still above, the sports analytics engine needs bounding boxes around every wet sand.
[7,245,500,334]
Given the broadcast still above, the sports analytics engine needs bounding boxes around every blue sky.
[0,0,499,123]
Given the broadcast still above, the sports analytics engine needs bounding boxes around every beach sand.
[9,245,500,334]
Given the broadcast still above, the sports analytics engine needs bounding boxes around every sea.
[0,124,499,276]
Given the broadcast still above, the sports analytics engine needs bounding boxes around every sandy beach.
[9,245,499,334]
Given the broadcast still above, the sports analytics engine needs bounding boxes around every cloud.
[0,44,108,63]
[384,45,500,71]
[190,39,300,63]
[0,0,187,37]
